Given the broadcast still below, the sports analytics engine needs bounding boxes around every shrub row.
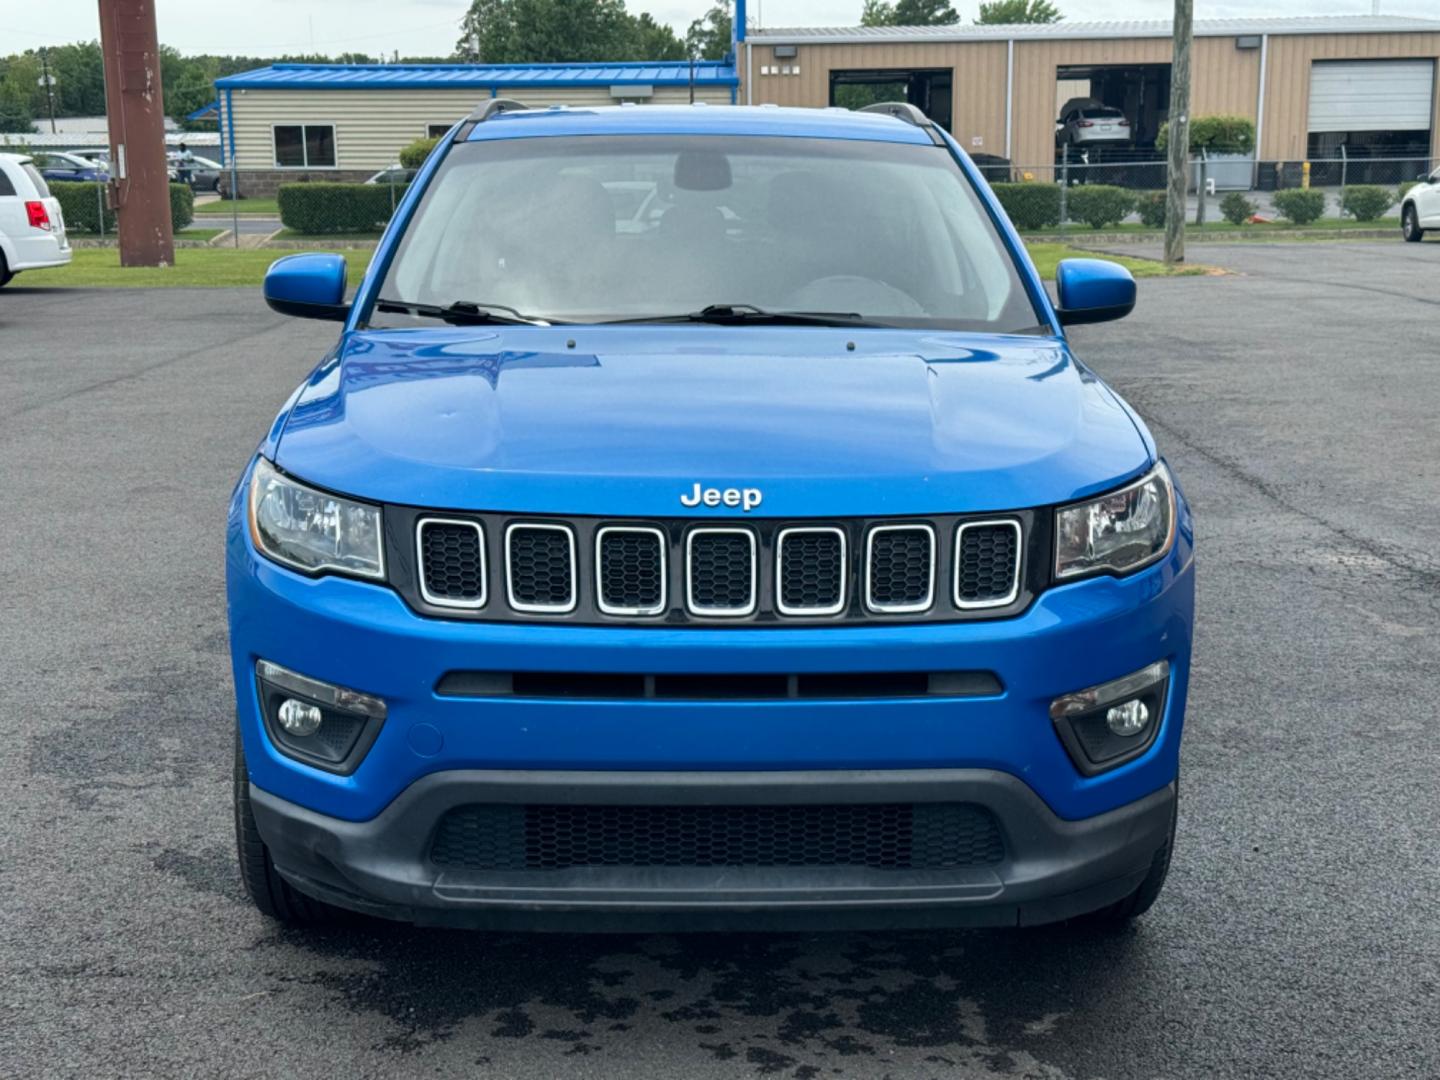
[276,182,402,234]
[992,183,1138,230]
[48,181,193,234]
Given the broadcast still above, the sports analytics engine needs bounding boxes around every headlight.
[247,458,384,579]
[1055,462,1175,580]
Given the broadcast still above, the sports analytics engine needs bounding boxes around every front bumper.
[252,768,1177,930]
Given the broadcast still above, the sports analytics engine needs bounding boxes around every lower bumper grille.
[429,802,1005,872]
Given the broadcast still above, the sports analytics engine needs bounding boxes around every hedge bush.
[1219,191,1256,226]
[1065,185,1134,229]
[990,182,1061,230]
[1271,188,1326,225]
[1157,115,1256,155]
[169,183,194,230]
[48,181,194,234]
[1340,184,1393,222]
[1135,190,1167,228]
[399,136,441,170]
[277,182,398,233]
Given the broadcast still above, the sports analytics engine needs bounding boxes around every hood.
[274,326,1150,516]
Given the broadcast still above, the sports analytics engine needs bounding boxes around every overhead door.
[1308,59,1435,133]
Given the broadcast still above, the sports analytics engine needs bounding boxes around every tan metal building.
[214,61,739,194]
[742,16,1440,168]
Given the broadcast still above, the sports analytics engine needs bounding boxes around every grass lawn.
[1026,217,1395,237]
[19,241,1197,289]
[1026,242,1210,278]
[195,197,281,216]
[21,247,371,288]
[272,228,383,242]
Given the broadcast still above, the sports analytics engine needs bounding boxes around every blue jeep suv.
[229,101,1194,931]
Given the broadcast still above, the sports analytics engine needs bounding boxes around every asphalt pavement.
[2,242,1438,1079]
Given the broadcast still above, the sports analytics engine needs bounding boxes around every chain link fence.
[192,153,1438,248]
[990,150,1437,232]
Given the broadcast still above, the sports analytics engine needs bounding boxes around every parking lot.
[2,241,1438,1079]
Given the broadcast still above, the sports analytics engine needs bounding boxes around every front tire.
[233,732,347,925]
[1076,790,1177,927]
[0,251,12,287]
[1402,204,1424,242]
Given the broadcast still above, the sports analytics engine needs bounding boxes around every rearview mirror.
[263,253,349,321]
[1054,259,1136,326]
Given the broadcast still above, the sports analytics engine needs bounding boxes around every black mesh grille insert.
[430,802,1005,871]
[419,521,485,604]
[868,527,933,610]
[688,531,754,612]
[779,529,845,613]
[598,529,665,613]
[956,523,1020,605]
[507,526,574,609]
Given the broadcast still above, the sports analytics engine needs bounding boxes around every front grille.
[505,524,575,612]
[416,519,486,608]
[397,510,1037,625]
[687,529,756,615]
[866,525,935,613]
[955,521,1021,608]
[596,527,666,615]
[429,802,1005,872]
[777,527,846,615]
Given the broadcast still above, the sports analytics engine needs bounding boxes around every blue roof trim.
[186,100,219,121]
[216,61,738,90]
[460,105,933,145]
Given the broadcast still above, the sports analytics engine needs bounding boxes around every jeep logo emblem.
[680,483,763,512]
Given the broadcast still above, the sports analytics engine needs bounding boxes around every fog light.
[1105,699,1150,737]
[277,698,323,736]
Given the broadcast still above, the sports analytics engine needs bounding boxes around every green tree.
[457,0,684,63]
[890,0,960,26]
[686,2,733,60]
[976,0,1061,23]
[860,0,897,25]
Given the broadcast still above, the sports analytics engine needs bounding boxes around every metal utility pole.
[97,0,174,267]
[1163,0,1193,265]
[39,48,58,133]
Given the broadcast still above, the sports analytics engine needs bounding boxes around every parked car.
[364,165,418,186]
[168,152,224,192]
[0,153,72,286]
[1057,99,1132,147]
[1401,165,1440,241]
[31,150,108,183]
[235,101,1193,933]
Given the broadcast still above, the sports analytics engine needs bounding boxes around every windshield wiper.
[374,298,555,326]
[603,304,881,328]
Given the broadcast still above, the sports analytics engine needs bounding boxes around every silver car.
[1057,101,1132,147]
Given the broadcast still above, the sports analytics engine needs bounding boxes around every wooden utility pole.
[1163,0,1193,265]
[97,0,174,267]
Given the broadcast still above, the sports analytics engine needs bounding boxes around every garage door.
[1308,59,1435,132]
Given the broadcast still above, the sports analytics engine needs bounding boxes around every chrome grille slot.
[776,526,847,616]
[954,520,1022,609]
[686,528,757,616]
[505,523,576,613]
[596,526,667,616]
[416,518,486,608]
[865,524,935,613]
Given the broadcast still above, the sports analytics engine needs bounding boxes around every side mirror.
[1054,258,1136,326]
[263,253,349,321]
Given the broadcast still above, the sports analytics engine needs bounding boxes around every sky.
[2,0,1437,57]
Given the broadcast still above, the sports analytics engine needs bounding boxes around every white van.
[0,153,72,286]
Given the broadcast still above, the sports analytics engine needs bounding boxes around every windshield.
[375,134,1042,332]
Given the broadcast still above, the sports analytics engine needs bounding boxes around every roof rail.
[858,101,932,128]
[467,97,529,123]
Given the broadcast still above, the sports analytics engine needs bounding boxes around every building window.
[426,124,451,138]
[273,124,336,168]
